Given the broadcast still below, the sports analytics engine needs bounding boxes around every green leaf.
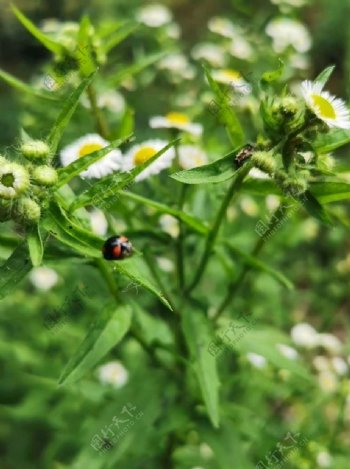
[205,66,245,147]
[171,147,252,184]
[108,51,167,87]
[182,309,220,428]
[58,303,132,385]
[0,68,58,101]
[315,65,335,87]
[310,181,350,203]
[56,134,133,188]
[70,139,180,211]
[77,16,97,77]
[221,242,294,290]
[116,107,134,139]
[47,74,94,153]
[119,190,209,234]
[27,225,44,267]
[113,257,173,310]
[313,129,350,153]
[12,5,62,55]
[261,58,284,85]
[297,190,333,225]
[241,178,280,196]
[0,242,31,300]
[42,202,102,258]
[102,21,139,54]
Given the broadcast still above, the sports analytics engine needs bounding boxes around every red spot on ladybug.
[102,235,133,261]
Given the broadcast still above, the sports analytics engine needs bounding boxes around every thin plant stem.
[174,139,186,292]
[87,84,110,139]
[186,163,252,294]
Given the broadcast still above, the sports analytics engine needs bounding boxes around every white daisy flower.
[208,17,238,38]
[97,361,129,389]
[265,18,311,53]
[29,266,59,291]
[211,69,252,94]
[318,333,343,354]
[301,80,350,129]
[191,42,226,67]
[0,162,29,199]
[177,145,207,170]
[157,53,196,81]
[159,214,180,238]
[246,352,267,368]
[136,4,172,27]
[89,209,108,236]
[122,139,175,181]
[290,322,319,348]
[276,343,299,360]
[228,36,254,60]
[150,112,203,136]
[60,134,123,179]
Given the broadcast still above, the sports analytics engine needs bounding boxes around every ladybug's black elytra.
[102,235,133,261]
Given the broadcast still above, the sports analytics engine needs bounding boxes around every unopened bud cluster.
[0,138,57,224]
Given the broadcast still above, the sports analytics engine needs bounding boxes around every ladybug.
[102,235,133,260]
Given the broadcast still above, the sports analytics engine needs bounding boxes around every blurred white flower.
[228,36,254,60]
[165,22,181,39]
[159,214,180,238]
[290,53,310,70]
[178,145,207,170]
[157,53,196,81]
[316,451,332,468]
[331,357,348,376]
[30,267,58,291]
[208,17,238,38]
[136,4,172,27]
[60,134,123,179]
[265,195,280,211]
[313,356,331,372]
[290,323,319,348]
[318,333,342,354]
[247,352,267,368]
[122,139,175,181]
[302,219,319,240]
[266,18,311,53]
[271,0,307,7]
[156,256,175,273]
[240,196,259,217]
[97,361,129,388]
[90,209,108,236]
[212,69,251,94]
[318,370,338,393]
[249,167,270,180]
[199,442,214,459]
[301,80,350,130]
[81,90,125,114]
[276,343,299,360]
[191,42,226,67]
[150,112,202,136]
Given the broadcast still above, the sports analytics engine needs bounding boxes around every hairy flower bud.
[15,197,41,223]
[0,163,30,199]
[32,166,58,186]
[21,140,51,161]
[282,177,308,197]
[251,151,276,175]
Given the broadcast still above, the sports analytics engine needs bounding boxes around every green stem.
[87,84,110,139]
[176,184,187,292]
[213,204,288,320]
[186,163,252,294]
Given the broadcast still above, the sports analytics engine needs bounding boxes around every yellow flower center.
[134,146,157,165]
[166,112,190,126]
[78,143,104,158]
[221,69,242,82]
[311,94,336,119]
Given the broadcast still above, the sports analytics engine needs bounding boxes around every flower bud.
[21,140,51,161]
[251,151,276,175]
[282,177,308,197]
[0,163,30,199]
[31,166,58,186]
[15,197,41,223]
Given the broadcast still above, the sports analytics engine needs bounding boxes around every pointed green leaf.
[114,257,173,310]
[310,181,350,203]
[70,139,180,211]
[77,16,97,77]
[27,225,44,267]
[119,190,209,234]
[315,65,335,87]
[313,129,350,153]
[56,134,133,187]
[0,242,31,300]
[182,309,220,428]
[298,190,333,225]
[48,74,94,153]
[103,21,139,54]
[205,66,244,146]
[108,51,168,87]
[261,59,284,85]
[59,304,132,385]
[12,5,62,55]
[0,68,58,101]
[171,149,252,184]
